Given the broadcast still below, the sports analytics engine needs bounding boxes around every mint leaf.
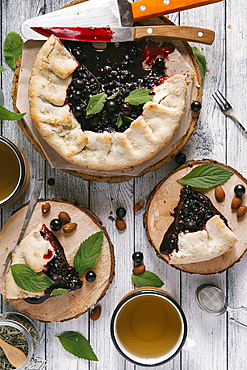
[108,91,120,100]
[125,88,152,105]
[86,92,107,116]
[11,264,53,293]
[0,67,7,73]
[4,32,23,69]
[74,231,103,275]
[192,46,206,80]
[56,331,98,361]
[178,164,234,189]
[117,114,123,128]
[123,115,133,122]
[0,105,26,121]
[50,288,70,296]
[131,270,164,288]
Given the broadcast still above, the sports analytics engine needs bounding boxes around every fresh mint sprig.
[74,230,103,275]
[178,164,234,189]
[4,32,23,70]
[124,88,152,105]
[11,264,53,293]
[56,331,98,361]
[192,46,206,80]
[131,270,164,288]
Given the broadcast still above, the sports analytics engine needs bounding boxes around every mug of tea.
[110,287,195,366]
[0,136,29,208]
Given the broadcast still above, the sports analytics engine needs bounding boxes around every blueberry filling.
[160,185,229,257]
[25,225,82,304]
[63,40,175,133]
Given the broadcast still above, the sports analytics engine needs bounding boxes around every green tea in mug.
[0,141,20,202]
[115,294,182,358]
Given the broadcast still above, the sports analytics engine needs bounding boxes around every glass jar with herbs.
[0,312,45,369]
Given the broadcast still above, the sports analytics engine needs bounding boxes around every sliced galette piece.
[4,223,82,302]
[160,185,238,264]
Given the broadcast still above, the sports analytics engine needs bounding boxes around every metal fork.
[212,90,247,134]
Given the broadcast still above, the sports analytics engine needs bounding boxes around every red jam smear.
[43,249,53,259]
[41,224,57,251]
[141,44,175,67]
[31,27,114,42]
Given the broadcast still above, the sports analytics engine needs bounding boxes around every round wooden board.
[0,199,115,322]
[144,159,247,274]
[11,1,202,183]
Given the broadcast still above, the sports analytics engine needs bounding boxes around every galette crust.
[169,215,238,265]
[29,35,187,171]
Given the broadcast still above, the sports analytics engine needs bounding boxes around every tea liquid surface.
[0,142,20,201]
[116,295,182,358]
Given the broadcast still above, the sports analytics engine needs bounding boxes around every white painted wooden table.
[1,1,247,369]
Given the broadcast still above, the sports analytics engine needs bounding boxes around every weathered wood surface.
[0,1,247,370]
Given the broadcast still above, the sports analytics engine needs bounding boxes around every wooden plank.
[180,2,228,369]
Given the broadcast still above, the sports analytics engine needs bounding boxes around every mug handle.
[183,337,196,351]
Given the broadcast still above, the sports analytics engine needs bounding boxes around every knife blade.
[21,0,222,41]
[0,178,43,279]
[29,25,215,45]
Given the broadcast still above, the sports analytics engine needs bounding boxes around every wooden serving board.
[0,199,115,322]
[144,159,247,274]
[11,0,202,183]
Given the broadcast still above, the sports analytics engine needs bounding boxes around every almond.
[237,205,247,218]
[116,218,126,231]
[58,211,71,225]
[41,202,50,214]
[215,186,225,202]
[62,222,77,233]
[231,197,242,210]
[132,264,145,274]
[133,201,145,212]
[90,306,101,321]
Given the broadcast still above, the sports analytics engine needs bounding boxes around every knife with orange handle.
[131,0,223,22]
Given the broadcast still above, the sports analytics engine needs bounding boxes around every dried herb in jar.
[0,325,28,369]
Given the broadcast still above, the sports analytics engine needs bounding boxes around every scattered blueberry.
[132,252,143,264]
[191,101,202,112]
[50,218,63,231]
[105,100,117,113]
[120,103,131,116]
[234,184,246,198]
[116,207,126,218]
[174,152,186,165]
[86,271,96,282]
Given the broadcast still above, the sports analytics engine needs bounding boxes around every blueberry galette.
[4,223,82,302]
[160,185,238,264]
[29,35,187,171]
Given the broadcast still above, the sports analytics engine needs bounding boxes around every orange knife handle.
[130,0,223,21]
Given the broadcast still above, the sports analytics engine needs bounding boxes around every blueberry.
[105,100,117,113]
[234,184,246,197]
[86,271,96,282]
[191,101,202,112]
[154,57,165,69]
[50,219,63,231]
[116,207,126,218]
[132,252,143,263]
[184,221,197,232]
[120,103,131,116]
[175,152,186,165]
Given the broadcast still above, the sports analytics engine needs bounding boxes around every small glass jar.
[0,312,46,369]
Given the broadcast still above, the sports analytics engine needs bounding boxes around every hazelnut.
[132,264,145,274]
[90,306,101,321]
[237,205,247,218]
[62,223,77,233]
[116,218,126,231]
[215,186,225,202]
[58,211,71,225]
[41,202,50,214]
[231,197,242,210]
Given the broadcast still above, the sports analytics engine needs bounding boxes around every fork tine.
[216,90,232,109]
[212,92,224,110]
